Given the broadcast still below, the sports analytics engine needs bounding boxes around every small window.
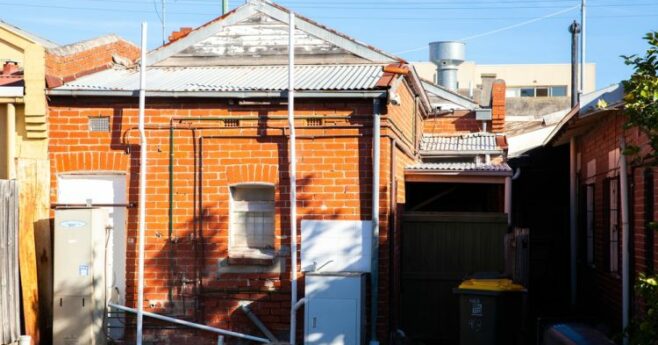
[230,184,275,259]
[586,184,595,266]
[535,88,549,97]
[551,86,568,97]
[604,178,620,273]
[506,87,521,97]
[89,116,110,132]
[520,88,535,97]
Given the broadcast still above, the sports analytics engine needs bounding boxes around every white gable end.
[150,0,398,66]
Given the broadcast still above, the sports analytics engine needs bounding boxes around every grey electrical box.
[304,273,366,345]
[53,208,108,345]
[476,109,493,121]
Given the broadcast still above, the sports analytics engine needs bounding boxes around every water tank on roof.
[429,41,465,91]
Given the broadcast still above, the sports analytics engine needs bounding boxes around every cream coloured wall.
[413,61,597,95]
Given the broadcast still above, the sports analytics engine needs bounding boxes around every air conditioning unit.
[53,208,109,345]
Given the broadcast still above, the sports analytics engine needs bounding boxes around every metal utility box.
[475,109,493,121]
[300,220,372,273]
[53,208,108,345]
[304,273,366,345]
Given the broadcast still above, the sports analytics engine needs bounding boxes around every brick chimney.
[168,27,193,43]
[491,79,506,133]
[2,61,19,75]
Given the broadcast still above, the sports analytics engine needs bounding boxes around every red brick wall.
[576,109,658,330]
[46,40,140,87]
[422,110,482,134]
[48,96,415,344]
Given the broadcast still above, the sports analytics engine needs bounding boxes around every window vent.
[88,117,110,132]
[306,118,323,127]
[224,119,240,128]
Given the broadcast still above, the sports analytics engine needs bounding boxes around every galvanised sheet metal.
[57,64,385,92]
[406,162,512,173]
[420,133,501,153]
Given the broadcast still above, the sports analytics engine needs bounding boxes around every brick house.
[46,0,510,344]
[550,83,658,333]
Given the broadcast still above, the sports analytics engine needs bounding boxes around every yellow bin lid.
[458,278,526,292]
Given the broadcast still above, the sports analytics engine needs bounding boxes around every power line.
[459,4,579,40]
[394,5,578,54]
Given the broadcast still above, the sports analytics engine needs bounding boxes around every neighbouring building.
[0,20,57,345]
[415,60,596,118]
[44,1,513,344]
[0,19,140,345]
[548,83,657,334]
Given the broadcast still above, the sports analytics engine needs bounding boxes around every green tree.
[622,31,658,162]
[621,32,658,345]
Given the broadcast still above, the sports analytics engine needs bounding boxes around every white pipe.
[5,103,15,179]
[136,22,148,345]
[569,136,577,305]
[288,11,298,345]
[580,0,586,96]
[109,303,270,343]
[222,0,228,15]
[504,176,512,226]
[619,138,630,345]
[369,98,381,345]
[293,297,305,311]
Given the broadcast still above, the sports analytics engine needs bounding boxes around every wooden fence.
[0,180,20,344]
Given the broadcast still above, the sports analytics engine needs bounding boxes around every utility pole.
[162,0,167,45]
[222,0,229,15]
[580,0,586,98]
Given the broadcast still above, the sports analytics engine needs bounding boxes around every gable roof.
[544,83,625,147]
[147,0,402,66]
[0,20,58,49]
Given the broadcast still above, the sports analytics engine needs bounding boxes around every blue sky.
[2,0,656,88]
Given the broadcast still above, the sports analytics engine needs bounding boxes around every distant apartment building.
[414,61,596,97]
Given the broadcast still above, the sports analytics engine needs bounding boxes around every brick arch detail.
[52,151,129,174]
[226,164,279,185]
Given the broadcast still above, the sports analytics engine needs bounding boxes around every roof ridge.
[47,34,137,56]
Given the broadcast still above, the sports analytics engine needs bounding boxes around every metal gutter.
[404,169,513,177]
[46,89,387,99]
[420,150,504,157]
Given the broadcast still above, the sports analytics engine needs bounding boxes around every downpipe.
[370,98,382,345]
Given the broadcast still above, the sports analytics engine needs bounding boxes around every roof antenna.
[222,0,229,15]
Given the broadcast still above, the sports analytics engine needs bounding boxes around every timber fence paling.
[0,180,20,345]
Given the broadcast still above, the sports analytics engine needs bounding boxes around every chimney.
[491,79,506,133]
[429,41,465,90]
[2,61,19,75]
[168,27,193,43]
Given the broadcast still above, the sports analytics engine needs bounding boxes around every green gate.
[400,212,508,345]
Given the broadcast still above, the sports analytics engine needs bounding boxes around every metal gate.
[400,212,507,345]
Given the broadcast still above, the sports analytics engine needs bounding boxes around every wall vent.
[224,119,240,128]
[88,117,110,132]
[306,118,323,127]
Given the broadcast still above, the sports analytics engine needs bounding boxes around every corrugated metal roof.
[420,133,503,155]
[55,64,385,92]
[406,162,512,173]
